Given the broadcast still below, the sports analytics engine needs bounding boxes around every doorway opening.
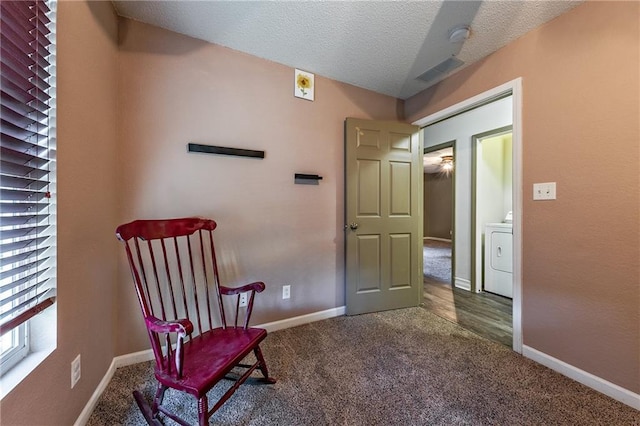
[415,79,522,352]
[473,127,513,298]
[422,142,455,330]
[422,141,454,286]
[422,139,513,347]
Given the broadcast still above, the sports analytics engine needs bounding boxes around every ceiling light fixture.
[441,155,454,171]
[448,25,471,43]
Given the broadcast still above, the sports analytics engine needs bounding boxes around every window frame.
[0,0,57,390]
[0,324,28,372]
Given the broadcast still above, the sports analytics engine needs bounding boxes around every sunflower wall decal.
[294,69,315,101]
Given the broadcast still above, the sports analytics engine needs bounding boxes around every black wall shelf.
[294,173,323,181]
[188,143,264,159]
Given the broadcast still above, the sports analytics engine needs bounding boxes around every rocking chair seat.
[155,326,268,398]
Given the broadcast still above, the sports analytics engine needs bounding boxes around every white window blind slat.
[0,0,56,337]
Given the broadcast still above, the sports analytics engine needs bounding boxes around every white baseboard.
[74,306,347,425]
[113,348,156,368]
[107,306,348,369]
[424,237,452,243]
[523,345,640,410]
[73,358,116,426]
[259,306,346,333]
[454,277,471,291]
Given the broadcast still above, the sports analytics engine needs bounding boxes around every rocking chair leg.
[133,390,163,426]
[198,395,209,426]
[151,383,167,412]
[254,345,276,384]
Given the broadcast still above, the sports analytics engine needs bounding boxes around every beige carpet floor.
[88,308,639,425]
[423,240,452,284]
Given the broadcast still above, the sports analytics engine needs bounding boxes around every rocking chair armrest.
[145,316,194,337]
[220,281,266,295]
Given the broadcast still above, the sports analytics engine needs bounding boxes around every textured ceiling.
[112,1,583,99]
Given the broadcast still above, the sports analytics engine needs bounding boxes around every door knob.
[349,223,359,230]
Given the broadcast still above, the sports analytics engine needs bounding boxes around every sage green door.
[345,118,422,315]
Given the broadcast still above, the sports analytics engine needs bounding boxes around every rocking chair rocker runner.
[116,218,276,426]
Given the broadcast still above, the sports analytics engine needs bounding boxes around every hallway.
[421,240,513,347]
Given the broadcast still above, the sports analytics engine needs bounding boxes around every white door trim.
[412,78,523,354]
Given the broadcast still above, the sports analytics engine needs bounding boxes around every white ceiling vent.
[416,57,465,85]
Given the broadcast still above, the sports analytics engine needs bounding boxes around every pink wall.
[406,1,639,393]
[3,2,638,424]
[0,1,120,424]
[116,18,402,354]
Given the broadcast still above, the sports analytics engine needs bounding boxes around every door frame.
[412,78,523,353]
[423,141,456,287]
[471,125,513,294]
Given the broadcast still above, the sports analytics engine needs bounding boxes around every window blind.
[0,0,56,335]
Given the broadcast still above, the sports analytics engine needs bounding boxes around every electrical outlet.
[282,285,291,300]
[71,354,81,388]
[239,292,248,307]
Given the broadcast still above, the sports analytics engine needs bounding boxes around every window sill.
[0,344,55,400]
[0,304,57,400]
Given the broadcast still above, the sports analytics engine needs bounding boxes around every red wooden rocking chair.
[116,217,276,425]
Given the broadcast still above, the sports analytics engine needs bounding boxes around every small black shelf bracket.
[294,173,323,185]
[294,173,323,181]
[187,143,264,159]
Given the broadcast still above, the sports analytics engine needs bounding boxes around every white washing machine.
[484,223,513,298]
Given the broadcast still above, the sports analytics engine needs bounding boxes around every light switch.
[533,182,556,200]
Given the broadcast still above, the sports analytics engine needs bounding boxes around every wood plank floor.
[422,277,513,347]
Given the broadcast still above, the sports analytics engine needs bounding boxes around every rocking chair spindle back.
[116,217,276,426]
